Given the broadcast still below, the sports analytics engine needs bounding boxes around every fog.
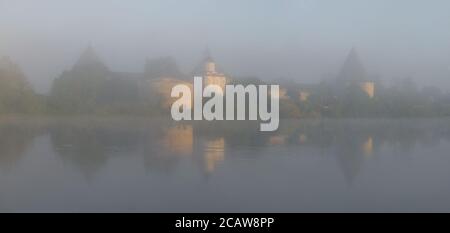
[1,0,450,94]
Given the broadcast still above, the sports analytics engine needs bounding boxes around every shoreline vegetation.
[1,47,450,119]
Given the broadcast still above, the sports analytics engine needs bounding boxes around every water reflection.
[203,137,225,174]
[362,137,373,158]
[143,124,193,173]
[1,118,450,211]
[2,118,450,180]
[50,121,145,178]
[268,135,287,146]
[162,125,193,156]
[0,119,42,171]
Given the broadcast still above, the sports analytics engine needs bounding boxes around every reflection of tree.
[51,127,108,179]
[49,121,143,179]
[0,122,39,171]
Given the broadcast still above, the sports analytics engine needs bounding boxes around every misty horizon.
[1,0,450,94]
[3,0,450,216]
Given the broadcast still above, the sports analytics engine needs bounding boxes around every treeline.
[1,51,450,118]
[0,57,43,114]
[301,79,450,118]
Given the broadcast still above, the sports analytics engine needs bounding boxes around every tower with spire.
[198,48,228,92]
[203,48,216,74]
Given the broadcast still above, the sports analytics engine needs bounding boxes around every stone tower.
[337,48,375,98]
[201,49,228,93]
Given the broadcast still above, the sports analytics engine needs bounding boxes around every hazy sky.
[1,0,450,93]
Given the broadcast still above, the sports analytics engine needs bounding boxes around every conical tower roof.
[337,48,367,83]
[73,46,108,71]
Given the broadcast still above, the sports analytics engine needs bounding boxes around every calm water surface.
[1,117,450,212]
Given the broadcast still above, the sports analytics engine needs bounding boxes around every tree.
[0,57,41,114]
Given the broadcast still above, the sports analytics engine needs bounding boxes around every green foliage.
[279,99,302,118]
[49,69,110,114]
[3,50,450,119]
[0,57,43,114]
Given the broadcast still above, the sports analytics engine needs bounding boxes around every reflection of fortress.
[362,136,373,158]
[264,120,378,183]
[203,137,225,174]
[162,125,193,156]
[44,119,381,180]
[0,118,441,181]
[162,125,226,174]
